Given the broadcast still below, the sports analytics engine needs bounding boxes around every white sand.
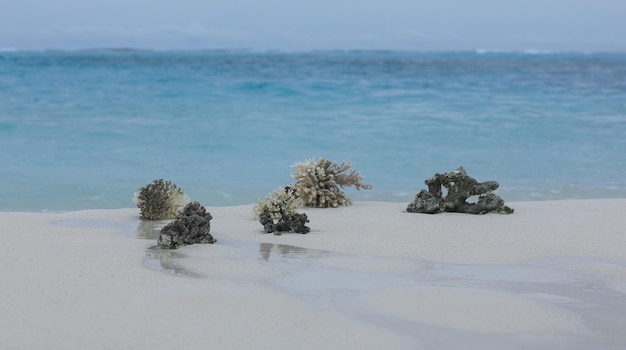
[1,199,625,349]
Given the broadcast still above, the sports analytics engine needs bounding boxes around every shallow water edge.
[52,215,626,349]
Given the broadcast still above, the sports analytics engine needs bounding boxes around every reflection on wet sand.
[143,245,199,277]
[136,220,202,277]
[54,217,626,348]
[136,219,169,240]
[258,243,329,261]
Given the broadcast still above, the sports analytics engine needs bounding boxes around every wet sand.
[1,199,625,349]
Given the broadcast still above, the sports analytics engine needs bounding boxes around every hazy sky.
[2,0,625,51]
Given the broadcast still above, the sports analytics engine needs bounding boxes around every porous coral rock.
[134,179,189,220]
[406,167,514,215]
[291,157,373,208]
[259,210,310,235]
[158,201,216,249]
[254,187,310,234]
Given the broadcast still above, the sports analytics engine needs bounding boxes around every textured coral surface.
[134,179,189,220]
[291,157,373,208]
[407,167,514,215]
[158,201,216,249]
[254,187,309,234]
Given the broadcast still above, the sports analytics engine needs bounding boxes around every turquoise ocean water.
[1,50,625,211]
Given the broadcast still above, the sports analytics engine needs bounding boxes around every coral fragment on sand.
[406,167,514,215]
[291,157,373,208]
[133,179,189,220]
[254,187,310,234]
[158,201,216,249]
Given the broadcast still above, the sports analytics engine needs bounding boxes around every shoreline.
[4,189,626,213]
[2,199,626,349]
[5,198,625,263]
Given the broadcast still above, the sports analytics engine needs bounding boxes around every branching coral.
[158,201,215,249]
[133,179,190,220]
[291,157,373,208]
[253,187,310,234]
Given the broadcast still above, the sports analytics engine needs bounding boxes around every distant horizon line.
[2,46,626,55]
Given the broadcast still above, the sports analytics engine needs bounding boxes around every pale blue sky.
[1,0,625,51]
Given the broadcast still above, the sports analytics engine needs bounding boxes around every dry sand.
[1,199,625,349]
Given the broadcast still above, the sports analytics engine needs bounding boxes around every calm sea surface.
[1,50,625,211]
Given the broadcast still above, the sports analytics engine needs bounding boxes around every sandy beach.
[1,199,625,349]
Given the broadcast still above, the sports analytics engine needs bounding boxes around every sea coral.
[133,179,190,220]
[253,187,310,234]
[406,167,514,214]
[158,201,216,249]
[291,157,373,208]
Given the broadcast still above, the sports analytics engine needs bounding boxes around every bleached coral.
[253,187,309,234]
[253,187,301,221]
[133,179,190,220]
[291,157,373,208]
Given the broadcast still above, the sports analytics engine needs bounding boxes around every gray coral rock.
[259,209,310,235]
[254,187,310,235]
[407,167,514,215]
[158,201,216,249]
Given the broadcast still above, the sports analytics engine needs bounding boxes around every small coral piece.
[253,186,302,222]
[259,211,310,235]
[158,201,216,249]
[254,187,310,234]
[406,167,514,215]
[133,179,189,220]
[291,157,373,208]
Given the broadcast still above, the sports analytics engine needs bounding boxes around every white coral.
[253,187,302,222]
[291,157,373,208]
